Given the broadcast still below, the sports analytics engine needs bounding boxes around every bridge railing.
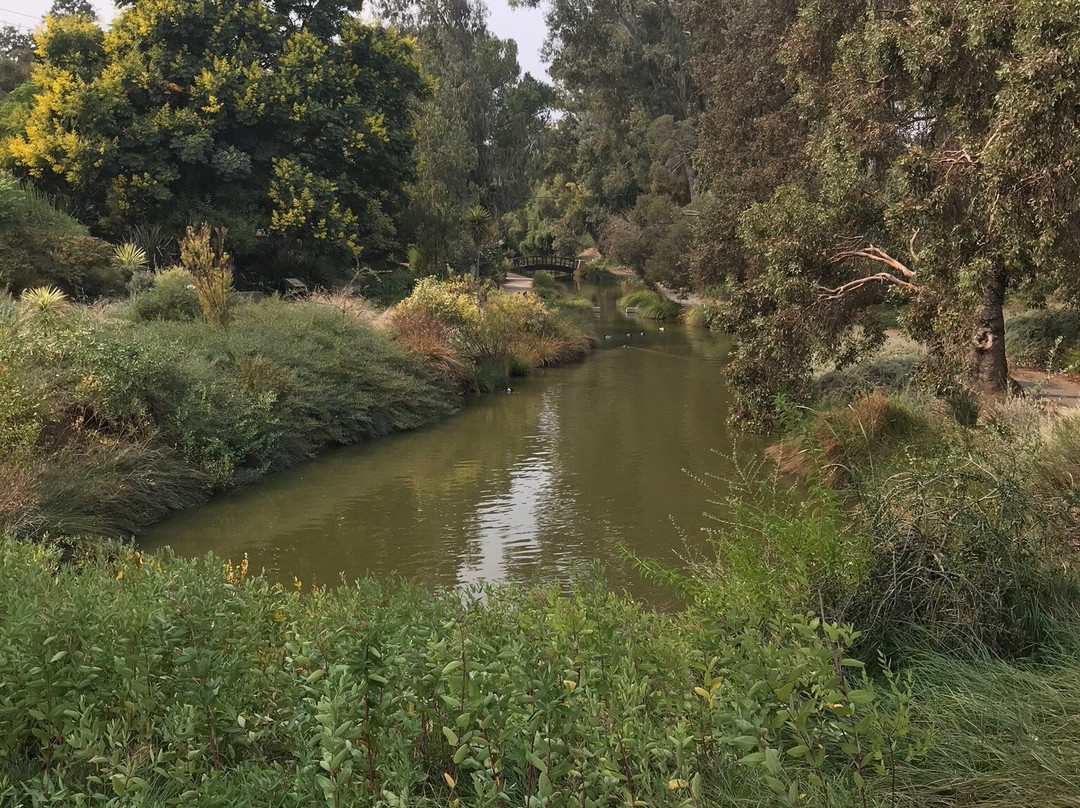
[509,255,584,273]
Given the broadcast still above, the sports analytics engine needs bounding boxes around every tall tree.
[6,0,426,282]
[515,0,700,283]
[687,0,804,289]
[375,0,553,275]
[702,0,1080,424]
[0,27,34,96]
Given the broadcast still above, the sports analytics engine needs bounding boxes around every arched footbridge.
[509,255,584,277]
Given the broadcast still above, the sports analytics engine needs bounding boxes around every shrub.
[391,276,591,391]
[130,269,202,322]
[530,269,561,301]
[0,537,926,808]
[840,448,1075,657]
[764,393,1078,657]
[387,305,469,383]
[181,224,234,327]
[814,353,922,400]
[618,288,682,320]
[1005,308,1080,369]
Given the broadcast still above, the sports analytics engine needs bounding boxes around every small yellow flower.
[563,679,577,693]
[668,779,689,790]
[115,569,124,580]
[273,610,285,623]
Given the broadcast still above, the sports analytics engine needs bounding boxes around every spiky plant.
[20,286,68,333]
[21,285,68,314]
[113,242,149,274]
[463,204,492,280]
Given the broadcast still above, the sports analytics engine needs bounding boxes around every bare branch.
[828,244,917,280]
[815,272,919,302]
[816,241,920,303]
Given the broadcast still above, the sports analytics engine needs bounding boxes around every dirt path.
[1012,368,1080,409]
[501,272,533,293]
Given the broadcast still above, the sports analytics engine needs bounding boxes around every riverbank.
[0,278,592,543]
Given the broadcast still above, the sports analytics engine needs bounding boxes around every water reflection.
[142,296,765,601]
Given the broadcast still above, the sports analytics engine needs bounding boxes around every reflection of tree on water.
[143,305,767,602]
[143,385,548,588]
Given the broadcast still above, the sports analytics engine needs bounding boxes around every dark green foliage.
[0,175,121,297]
[687,0,804,290]
[692,0,1080,422]
[0,25,33,95]
[377,0,554,276]
[1004,309,1080,369]
[605,193,695,289]
[0,537,926,807]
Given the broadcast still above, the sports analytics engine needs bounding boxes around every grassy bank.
[0,275,592,542]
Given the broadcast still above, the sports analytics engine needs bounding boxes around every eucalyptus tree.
[374,0,553,275]
[513,0,701,286]
[697,0,1080,424]
[0,27,33,97]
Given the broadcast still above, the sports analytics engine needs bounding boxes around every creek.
[142,288,764,601]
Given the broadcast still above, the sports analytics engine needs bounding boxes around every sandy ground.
[1012,368,1080,408]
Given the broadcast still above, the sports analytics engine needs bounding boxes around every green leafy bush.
[617,288,682,320]
[0,538,926,808]
[391,276,592,391]
[1005,309,1080,369]
[130,269,202,322]
[0,174,120,297]
[765,394,1077,657]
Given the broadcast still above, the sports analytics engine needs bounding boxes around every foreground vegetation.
[3,382,1080,806]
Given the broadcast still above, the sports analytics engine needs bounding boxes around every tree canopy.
[6,0,426,282]
[693,0,1080,423]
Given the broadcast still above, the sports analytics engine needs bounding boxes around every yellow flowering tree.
[6,0,426,282]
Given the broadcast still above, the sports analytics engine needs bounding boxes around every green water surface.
[142,291,762,600]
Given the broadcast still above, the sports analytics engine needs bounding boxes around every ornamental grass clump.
[618,288,681,320]
[0,298,454,540]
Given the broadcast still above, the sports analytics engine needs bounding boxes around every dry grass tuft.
[770,392,927,485]
[386,306,469,383]
[308,289,379,323]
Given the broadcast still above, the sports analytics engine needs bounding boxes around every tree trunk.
[970,266,1009,394]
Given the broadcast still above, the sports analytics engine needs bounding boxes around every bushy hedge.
[1004,308,1080,369]
[389,276,592,391]
[0,538,925,807]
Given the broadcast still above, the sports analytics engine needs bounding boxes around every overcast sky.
[2,0,550,79]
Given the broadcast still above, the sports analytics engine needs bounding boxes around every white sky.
[2,0,550,79]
